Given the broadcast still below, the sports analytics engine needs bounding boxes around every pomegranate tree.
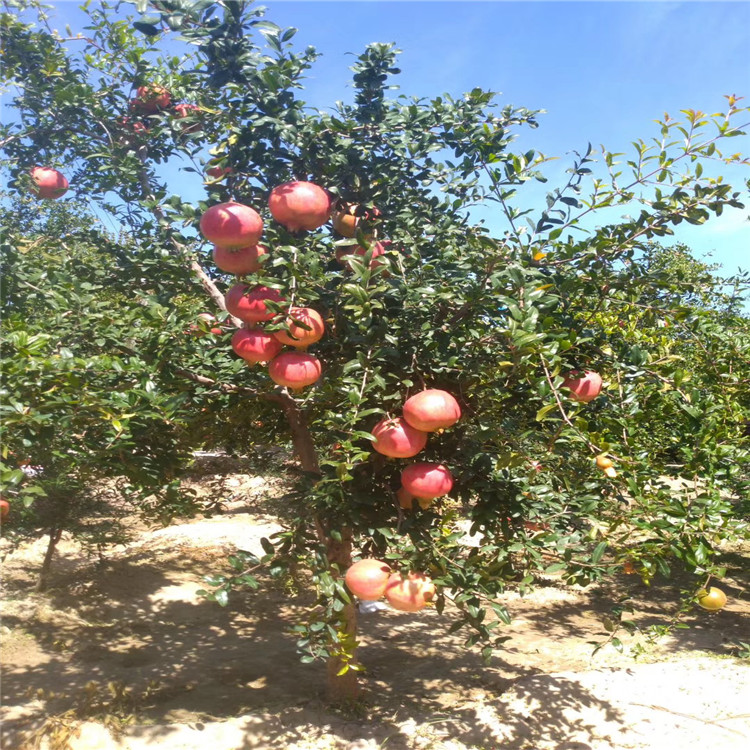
[6,4,748,706]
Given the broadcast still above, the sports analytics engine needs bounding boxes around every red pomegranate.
[401,462,454,500]
[562,371,603,403]
[200,202,263,249]
[225,284,285,324]
[213,244,267,275]
[273,307,325,348]
[268,352,322,389]
[173,102,202,132]
[0,498,9,520]
[384,573,436,612]
[336,241,391,271]
[372,417,428,458]
[29,167,69,199]
[331,204,381,238]
[268,181,331,232]
[206,165,233,178]
[231,328,282,364]
[331,204,360,238]
[344,559,392,601]
[402,389,461,432]
[131,84,171,114]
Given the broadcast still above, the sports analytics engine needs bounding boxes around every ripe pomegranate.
[595,455,614,470]
[206,165,233,179]
[331,204,380,238]
[331,204,360,238]
[372,417,428,458]
[0,498,9,520]
[213,244,267,275]
[622,560,637,575]
[225,284,285,324]
[344,559,392,601]
[336,241,391,271]
[131,84,171,114]
[268,352,322,389]
[273,307,325,348]
[384,572,435,612]
[173,102,202,132]
[231,328,282,364]
[562,371,603,403]
[401,462,454,500]
[402,389,461,433]
[696,587,727,611]
[397,487,415,510]
[200,202,263,249]
[29,167,69,199]
[268,180,331,232]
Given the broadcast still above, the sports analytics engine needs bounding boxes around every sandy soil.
[1,454,748,750]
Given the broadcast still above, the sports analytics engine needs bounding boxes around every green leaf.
[536,403,558,422]
[592,542,608,564]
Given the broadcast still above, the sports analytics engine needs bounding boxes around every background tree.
[1,0,748,700]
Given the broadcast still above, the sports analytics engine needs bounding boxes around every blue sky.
[37,2,750,277]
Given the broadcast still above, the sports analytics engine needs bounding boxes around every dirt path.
[2,457,749,749]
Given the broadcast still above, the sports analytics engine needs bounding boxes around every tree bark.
[36,527,62,592]
[325,529,360,702]
[276,391,320,473]
[277,391,360,701]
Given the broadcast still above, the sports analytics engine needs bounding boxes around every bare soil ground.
[1,454,749,750]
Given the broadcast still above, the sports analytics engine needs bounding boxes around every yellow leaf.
[533,252,547,261]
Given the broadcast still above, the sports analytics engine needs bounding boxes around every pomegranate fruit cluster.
[371,389,461,511]
[344,558,435,613]
[200,181,338,391]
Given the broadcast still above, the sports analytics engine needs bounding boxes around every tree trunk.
[36,527,62,592]
[325,530,360,702]
[278,391,360,701]
[278,391,320,473]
